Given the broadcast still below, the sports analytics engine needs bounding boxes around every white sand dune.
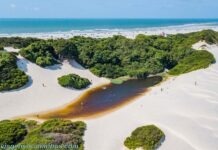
[84,43,218,150]
[0,47,109,120]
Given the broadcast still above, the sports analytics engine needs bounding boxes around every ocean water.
[0,18,218,34]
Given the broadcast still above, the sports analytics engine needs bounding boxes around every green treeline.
[70,30,217,78]
[0,37,41,49]
[1,30,217,81]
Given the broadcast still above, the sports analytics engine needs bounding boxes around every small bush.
[58,74,91,89]
[169,50,215,75]
[124,125,165,150]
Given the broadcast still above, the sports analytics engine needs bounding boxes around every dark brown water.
[38,76,162,119]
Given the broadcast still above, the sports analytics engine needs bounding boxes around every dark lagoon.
[38,76,162,119]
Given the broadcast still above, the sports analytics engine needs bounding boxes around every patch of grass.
[58,74,91,89]
[169,50,215,75]
[111,76,130,84]
[124,125,165,150]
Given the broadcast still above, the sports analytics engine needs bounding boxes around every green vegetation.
[19,119,86,150]
[70,30,217,78]
[0,120,27,145]
[20,41,59,67]
[111,76,130,84]
[0,45,3,51]
[20,40,78,67]
[0,51,28,91]
[58,74,91,89]
[0,37,41,48]
[169,50,215,75]
[52,39,78,60]
[2,30,218,78]
[0,119,86,150]
[124,125,165,150]
[23,120,38,131]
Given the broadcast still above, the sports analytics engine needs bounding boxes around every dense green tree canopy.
[19,41,58,67]
[0,45,3,51]
[52,39,78,59]
[0,120,27,145]
[70,30,217,78]
[20,40,78,67]
[5,30,218,79]
[0,37,41,48]
[0,51,28,91]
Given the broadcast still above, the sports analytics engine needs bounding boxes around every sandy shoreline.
[0,24,218,39]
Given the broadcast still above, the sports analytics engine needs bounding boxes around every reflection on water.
[38,76,162,119]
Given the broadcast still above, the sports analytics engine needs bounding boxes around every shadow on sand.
[69,60,86,70]
[45,64,62,70]
[39,59,86,71]
[17,57,30,73]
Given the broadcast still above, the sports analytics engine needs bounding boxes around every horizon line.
[0,18,218,20]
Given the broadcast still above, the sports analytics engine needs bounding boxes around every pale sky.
[0,0,217,18]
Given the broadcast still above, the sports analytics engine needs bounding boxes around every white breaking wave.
[0,23,218,39]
